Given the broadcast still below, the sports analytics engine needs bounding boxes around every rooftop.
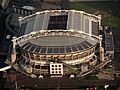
[18,30,97,54]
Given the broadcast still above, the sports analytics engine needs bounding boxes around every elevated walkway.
[96,60,111,69]
[5,60,37,78]
[0,66,11,72]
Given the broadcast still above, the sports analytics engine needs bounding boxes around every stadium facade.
[6,10,104,78]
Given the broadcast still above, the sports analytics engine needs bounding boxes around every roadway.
[4,72,120,89]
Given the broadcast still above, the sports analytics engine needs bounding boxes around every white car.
[6,34,11,40]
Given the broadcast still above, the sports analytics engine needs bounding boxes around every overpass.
[97,60,112,69]
[0,66,11,72]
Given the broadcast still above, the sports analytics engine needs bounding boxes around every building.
[104,26,114,59]
[6,10,108,78]
[10,0,69,10]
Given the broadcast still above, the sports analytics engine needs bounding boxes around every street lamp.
[104,85,109,90]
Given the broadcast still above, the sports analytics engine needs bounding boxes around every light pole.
[57,78,60,90]
[104,85,109,90]
[15,81,17,90]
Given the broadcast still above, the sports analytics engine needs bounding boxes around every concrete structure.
[0,0,10,9]
[100,47,104,62]
[12,6,35,16]
[104,26,114,59]
[81,64,88,72]
[6,10,105,78]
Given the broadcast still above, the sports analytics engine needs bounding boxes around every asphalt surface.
[4,72,120,89]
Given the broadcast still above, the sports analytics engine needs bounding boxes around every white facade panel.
[72,12,81,30]
[50,63,63,77]
[25,17,36,34]
[42,13,50,30]
[81,13,85,32]
[33,14,44,31]
[84,15,89,34]
[67,11,73,30]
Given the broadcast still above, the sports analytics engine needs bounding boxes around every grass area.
[69,1,120,28]
[70,2,97,13]
[103,68,113,72]
[102,16,120,28]
[85,75,99,80]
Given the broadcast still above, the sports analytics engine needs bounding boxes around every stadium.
[6,10,103,78]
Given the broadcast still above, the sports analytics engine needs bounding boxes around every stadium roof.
[18,30,98,54]
[18,10,101,36]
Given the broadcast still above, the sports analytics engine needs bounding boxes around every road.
[4,72,120,89]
